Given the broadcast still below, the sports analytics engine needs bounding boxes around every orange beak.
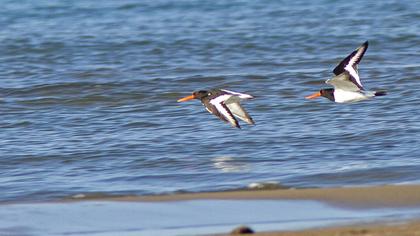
[305,91,321,99]
[177,94,196,102]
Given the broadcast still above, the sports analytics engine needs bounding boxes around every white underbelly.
[334,90,371,103]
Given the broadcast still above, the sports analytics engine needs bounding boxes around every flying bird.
[177,89,255,128]
[305,41,386,103]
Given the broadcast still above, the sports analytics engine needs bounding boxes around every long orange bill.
[177,94,196,102]
[305,91,321,99]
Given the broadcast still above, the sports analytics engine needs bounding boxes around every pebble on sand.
[230,225,255,234]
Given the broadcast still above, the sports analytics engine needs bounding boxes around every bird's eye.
[208,92,212,96]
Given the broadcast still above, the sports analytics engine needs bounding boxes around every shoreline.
[67,184,420,208]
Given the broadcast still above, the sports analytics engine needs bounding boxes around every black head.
[178,89,223,102]
[320,88,335,101]
[192,90,210,100]
[193,89,224,100]
[305,88,335,101]
[178,90,211,102]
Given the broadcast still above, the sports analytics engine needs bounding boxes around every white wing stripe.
[215,103,235,124]
[210,95,237,126]
[221,89,254,99]
[210,94,232,105]
[344,64,363,87]
[348,49,363,66]
[344,43,367,88]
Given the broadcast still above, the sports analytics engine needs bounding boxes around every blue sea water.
[0,0,419,202]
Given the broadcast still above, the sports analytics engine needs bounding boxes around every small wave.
[1,120,32,128]
[122,121,160,128]
[68,192,130,200]
[117,3,141,10]
[177,75,228,84]
[247,182,289,190]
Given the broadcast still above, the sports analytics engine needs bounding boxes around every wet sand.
[106,184,420,235]
[71,184,420,235]
[88,184,420,208]
[222,220,420,236]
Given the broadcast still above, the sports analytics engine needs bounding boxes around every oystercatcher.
[177,89,255,128]
[305,41,386,103]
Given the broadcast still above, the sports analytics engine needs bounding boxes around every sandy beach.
[220,220,420,236]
